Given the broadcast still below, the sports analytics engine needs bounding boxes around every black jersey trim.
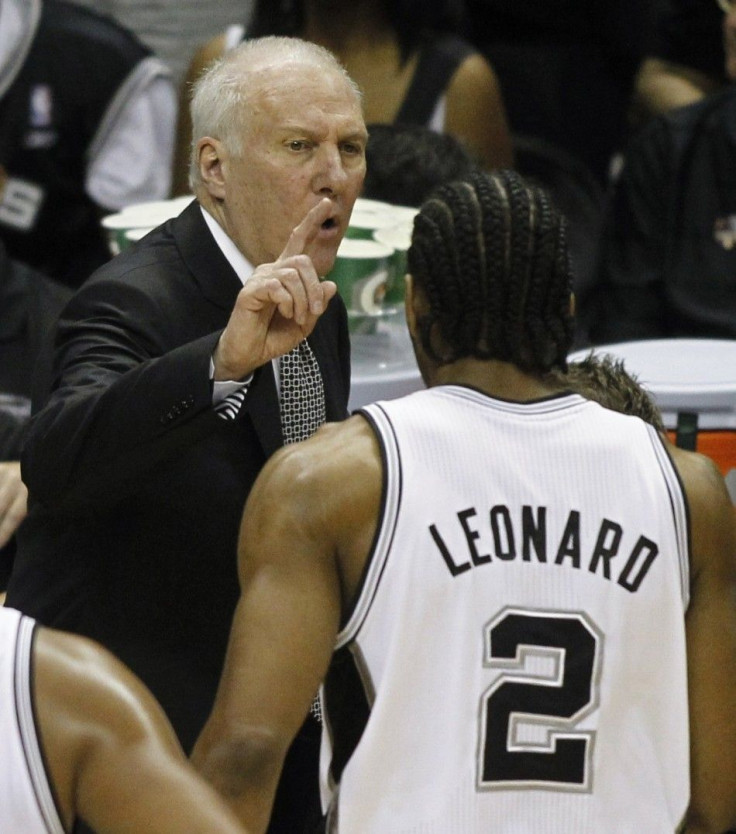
[322,643,373,793]
[440,383,588,413]
[648,427,691,608]
[15,616,65,833]
[336,403,403,644]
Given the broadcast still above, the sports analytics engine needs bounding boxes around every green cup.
[100,212,145,255]
[328,238,395,333]
[373,222,413,310]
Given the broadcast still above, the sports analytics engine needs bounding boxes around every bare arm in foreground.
[191,416,381,833]
[35,627,249,834]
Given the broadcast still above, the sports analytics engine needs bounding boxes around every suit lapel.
[173,201,243,312]
[248,360,284,457]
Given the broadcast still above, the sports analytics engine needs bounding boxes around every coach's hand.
[213,199,338,381]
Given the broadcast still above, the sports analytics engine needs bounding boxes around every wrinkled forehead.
[247,61,365,133]
[249,59,361,107]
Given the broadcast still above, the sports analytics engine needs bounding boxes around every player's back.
[321,385,690,833]
[0,606,64,833]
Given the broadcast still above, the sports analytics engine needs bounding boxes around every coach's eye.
[341,142,364,156]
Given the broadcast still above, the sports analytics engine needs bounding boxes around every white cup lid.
[373,222,412,251]
[125,227,155,242]
[336,238,394,259]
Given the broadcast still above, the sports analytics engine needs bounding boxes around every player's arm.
[634,57,722,118]
[192,417,381,833]
[33,627,248,834]
[672,447,736,833]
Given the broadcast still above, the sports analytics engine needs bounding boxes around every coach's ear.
[197,137,226,200]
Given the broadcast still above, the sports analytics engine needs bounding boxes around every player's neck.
[431,357,563,402]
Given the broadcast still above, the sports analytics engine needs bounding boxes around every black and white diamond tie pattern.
[279,339,326,445]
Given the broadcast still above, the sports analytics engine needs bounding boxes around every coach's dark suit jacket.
[7,201,351,760]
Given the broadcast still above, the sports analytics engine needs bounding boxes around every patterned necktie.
[279,339,326,444]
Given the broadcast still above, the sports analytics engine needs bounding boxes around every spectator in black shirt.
[585,1,736,344]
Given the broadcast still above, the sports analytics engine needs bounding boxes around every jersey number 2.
[478,608,601,791]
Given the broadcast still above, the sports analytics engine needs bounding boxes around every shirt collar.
[0,0,41,98]
[200,206,254,286]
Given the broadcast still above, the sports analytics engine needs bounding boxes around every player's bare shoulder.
[252,413,382,531]
[276,414,381,551]
[666,442,736,577]
[309,413,382,470]
[275,413,381,484]
[35,626,167,738]
[667,443,732,511]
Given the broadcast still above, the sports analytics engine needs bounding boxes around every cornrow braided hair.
[407,168,575,373]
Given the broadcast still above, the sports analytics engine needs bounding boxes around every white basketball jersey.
[320,386,690,834]
[0,607,65,833]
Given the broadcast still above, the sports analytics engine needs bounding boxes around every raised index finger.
[279,198,334,260]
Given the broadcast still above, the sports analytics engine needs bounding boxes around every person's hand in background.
[0,461,28,549]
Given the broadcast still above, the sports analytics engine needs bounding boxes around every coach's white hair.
[188,36,361,190]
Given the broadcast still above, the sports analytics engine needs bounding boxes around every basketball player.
[0,605,246,833]
[193,170,736,833]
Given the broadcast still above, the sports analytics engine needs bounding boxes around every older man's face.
[218,62,367,277]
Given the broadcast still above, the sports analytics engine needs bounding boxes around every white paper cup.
[120,195,193,216]
[373,222,413,309]
[124,227,155,246]
[384,204,419,224]
[101,197,189,255]
[346,207,401,240]
[100,213,151,255]
[353,197,395,213]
